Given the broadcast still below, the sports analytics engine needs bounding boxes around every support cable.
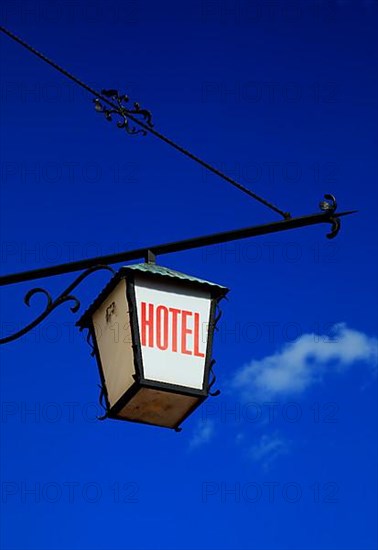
[0,24,290,219]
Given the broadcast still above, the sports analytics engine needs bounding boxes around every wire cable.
[0,24,291,219]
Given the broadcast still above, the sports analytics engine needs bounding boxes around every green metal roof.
[120,263,228,291]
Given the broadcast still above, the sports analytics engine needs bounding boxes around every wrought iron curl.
[97,384,109,421]
[93,89,153,136]
[208,359,220,397]
[319,193,341,239]
[86,329,96,357]
[0,265,115,345]
[213,303,223,332]
[207,299,226,397]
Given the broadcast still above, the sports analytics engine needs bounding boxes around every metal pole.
[0,210,356,286]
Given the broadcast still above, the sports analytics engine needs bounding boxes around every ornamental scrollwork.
[0,265,115,345]
[93,89,153,136]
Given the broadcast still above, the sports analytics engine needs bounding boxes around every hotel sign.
[77,263,228,430]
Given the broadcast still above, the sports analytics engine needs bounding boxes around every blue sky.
[0,1,377,549]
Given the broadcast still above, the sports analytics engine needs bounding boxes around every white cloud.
[189,420,215,449]
[232,323,378,400]
[250,433,290,470]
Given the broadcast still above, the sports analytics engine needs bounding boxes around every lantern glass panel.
[134,276,211,390]
[91,279,135,408]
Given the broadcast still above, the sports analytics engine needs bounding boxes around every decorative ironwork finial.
[319,193,337,214]
[93,89,153,136]
[318,194,341,239]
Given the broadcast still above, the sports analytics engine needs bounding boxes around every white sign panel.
[134,279,211,389]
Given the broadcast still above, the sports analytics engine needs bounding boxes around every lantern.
[77,262,228,430]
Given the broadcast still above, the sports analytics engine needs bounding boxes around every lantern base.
[109,386,204,430]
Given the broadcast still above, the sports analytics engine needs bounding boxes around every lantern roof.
[122,262,228,289]
[77,262,228,328]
